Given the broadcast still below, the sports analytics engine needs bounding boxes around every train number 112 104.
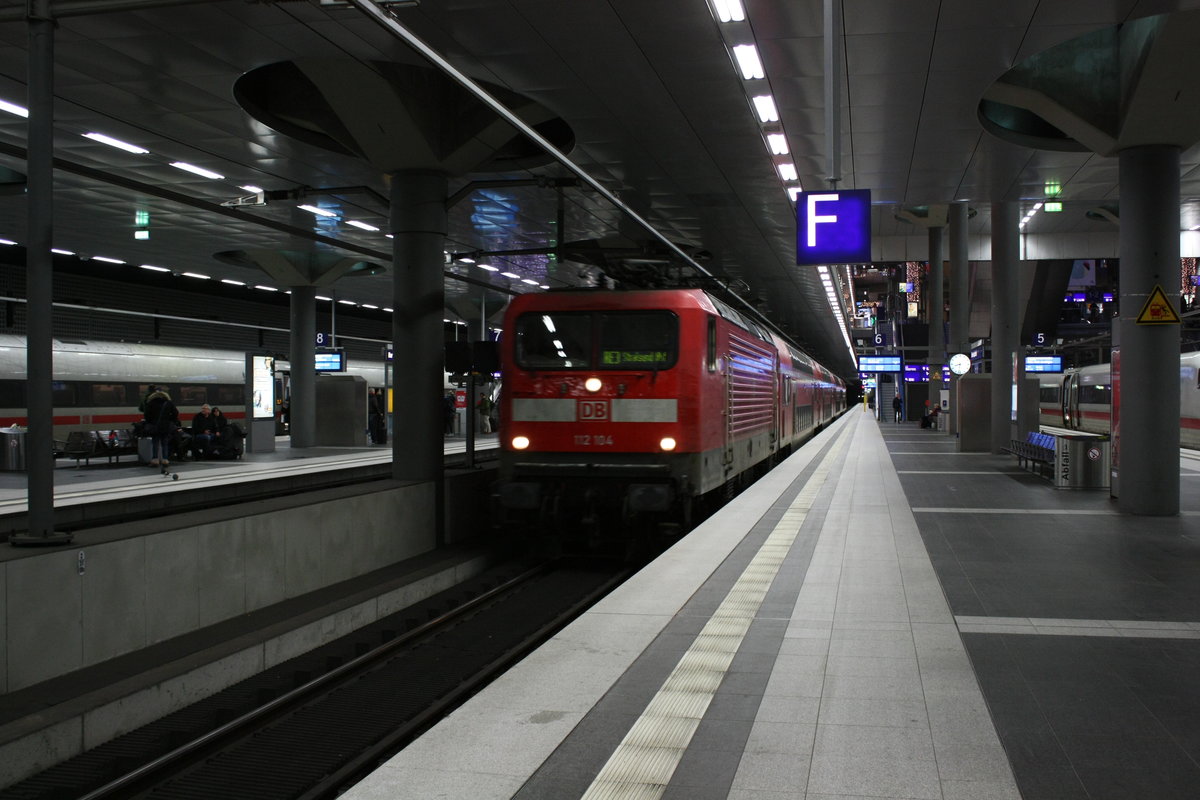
[573,433,613,446]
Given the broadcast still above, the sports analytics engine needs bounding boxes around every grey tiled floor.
[343,412,1023,799]
[891,422,1200,800]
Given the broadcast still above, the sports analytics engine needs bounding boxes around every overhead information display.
[859,355,901,372]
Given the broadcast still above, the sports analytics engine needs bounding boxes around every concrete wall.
[1,482,436,693]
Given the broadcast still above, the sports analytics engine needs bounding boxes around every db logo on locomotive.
[578,400,610,420]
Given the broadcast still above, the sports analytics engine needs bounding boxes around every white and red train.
[1037,351,1200,447]
[494,288,846,532]
[0,335,387,441]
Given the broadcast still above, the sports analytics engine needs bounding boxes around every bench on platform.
[1005,431,1055,478]
[62,429,138,466]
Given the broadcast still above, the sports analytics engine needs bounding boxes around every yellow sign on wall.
[1135,285,1181,325]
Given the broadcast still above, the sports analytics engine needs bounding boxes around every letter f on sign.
[807,193,839,247]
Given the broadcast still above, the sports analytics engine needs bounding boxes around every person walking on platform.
[368,388,387,445]
[477,391,493,434]
[143,387,179,467]
[892,394,902,423]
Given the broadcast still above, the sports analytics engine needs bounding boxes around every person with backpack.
[143,386,179,467]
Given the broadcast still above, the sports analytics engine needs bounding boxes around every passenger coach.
[495,288,844,535]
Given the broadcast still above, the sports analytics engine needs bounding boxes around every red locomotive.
[495,288,846,535]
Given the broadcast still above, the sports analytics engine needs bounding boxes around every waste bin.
[0,427,25,471]
[1052,432,1109,489]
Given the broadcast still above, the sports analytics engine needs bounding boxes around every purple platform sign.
[796,189,871,265]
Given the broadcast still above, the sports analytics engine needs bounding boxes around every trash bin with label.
[1052,432,1109,489]
[0,427,26,471]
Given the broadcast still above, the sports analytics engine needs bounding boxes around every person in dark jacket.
[143,387,179,467]
[190,403,217,459]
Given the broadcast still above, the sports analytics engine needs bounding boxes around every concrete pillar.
[927,226,945,427]
[288,285,317,448]
[948,202,969,436]
[1118,145,1180,516]
[390,171,449,492]
[991,202,1019,454]
[15,0,68,544]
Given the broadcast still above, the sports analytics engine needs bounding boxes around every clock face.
[949,353,971,375]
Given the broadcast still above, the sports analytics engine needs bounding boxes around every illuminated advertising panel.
[796,189,871,265]
[251,355,275,420]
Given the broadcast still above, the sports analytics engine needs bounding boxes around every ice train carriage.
[1036,350,1200,448]
[0,335,390,442]
[495,288,846,532]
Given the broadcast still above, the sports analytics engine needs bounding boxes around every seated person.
[191,403,218,459]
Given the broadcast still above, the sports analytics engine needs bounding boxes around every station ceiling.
[0,0,1198,381]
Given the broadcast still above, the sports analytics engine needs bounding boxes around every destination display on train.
[795,189,872,265]
[601,349,669,366]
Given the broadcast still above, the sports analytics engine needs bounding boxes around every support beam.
[14,0,69,545]
[1117,145,1180,516]
[991,203,1019,455]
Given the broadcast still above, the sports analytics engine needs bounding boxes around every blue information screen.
[796,189,871,265]
[1025,355,1062,373]
[903,364,952,382]
[859,355,901,372]
[315,349,346,372]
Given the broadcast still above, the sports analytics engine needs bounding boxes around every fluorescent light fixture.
[220,278,246,286]
[478,264,499,272]
[182,271,210,279]
[239,185,263,194]
[787,187,801,202]
[732,44,765,79]
[298,204,338,218]
[170,161,224,180]
[346,219,380,232]
[338,299,357,306]
[51,248,74,255]
[82,132,149,154]
[778,163,798,181]
[767,133,789,155]
[458,256,476,264]
[752,95,778,122]
[93,256,124,264]
[254,285,278,292]
[540,284,549,290]
[712,0,746,22]
[362,303,378,309]
[0,238,15,246]
[1044,201,1063,212]
[139,264,170,273]
[0,99,28,118]
[316,295,333,302]
[522,278,539,285]
[383,307,394,312]
[134,230,150,240]
[501,272,520,279]
[385,233,394,239]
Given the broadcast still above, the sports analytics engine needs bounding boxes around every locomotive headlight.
[584,377,602,392]
[659,437,677,451]
[511,436,530,450]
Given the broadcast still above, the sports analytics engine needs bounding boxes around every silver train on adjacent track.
[0,335,389,440]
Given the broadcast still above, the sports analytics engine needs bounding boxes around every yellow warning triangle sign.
[1135,284,1181,325]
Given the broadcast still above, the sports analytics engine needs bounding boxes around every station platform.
[343,409,1200,800]
[0,434,498,520]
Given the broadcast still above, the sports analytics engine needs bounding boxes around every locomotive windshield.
[515,310,678,370]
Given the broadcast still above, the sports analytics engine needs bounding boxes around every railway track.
[0,558,628,800]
